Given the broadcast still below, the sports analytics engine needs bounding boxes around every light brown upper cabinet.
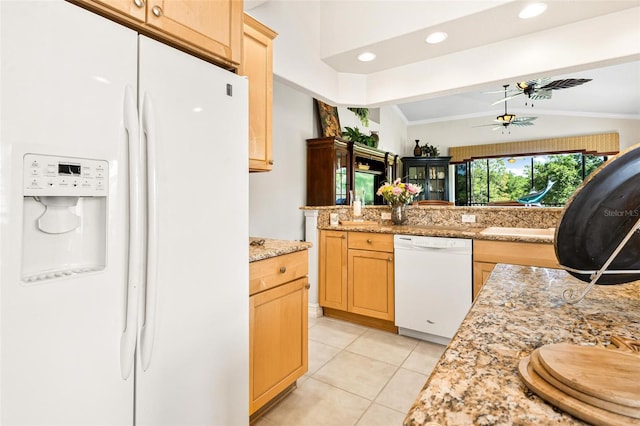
[70,0,243,68]
[240,13,277,172]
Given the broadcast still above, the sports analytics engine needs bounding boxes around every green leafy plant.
[343,126,376,147]
[348,107,369,126]
[420,142,440,157]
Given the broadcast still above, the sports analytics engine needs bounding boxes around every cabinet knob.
[388,257,393,262]
[366,239,372,244]
[268,160,274,165]
[133,0,145,8]
[279,266,287,273]
[152,5,163,17]
[341,235,346,239]
[305,283,311,290]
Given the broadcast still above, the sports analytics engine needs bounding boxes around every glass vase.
[390,204,407,225]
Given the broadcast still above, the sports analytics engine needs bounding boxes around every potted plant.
[343,126,377,148]
[421,142,440,157]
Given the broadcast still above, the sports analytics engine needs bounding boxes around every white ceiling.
[398,61,640,123]
[245,0,640,124]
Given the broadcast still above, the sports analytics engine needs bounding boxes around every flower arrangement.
[377,179,423,205]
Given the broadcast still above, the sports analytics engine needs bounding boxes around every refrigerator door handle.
[139,92,159,371]
[120,85,143,380]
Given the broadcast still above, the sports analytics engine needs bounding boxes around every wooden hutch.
[306,137,400,206]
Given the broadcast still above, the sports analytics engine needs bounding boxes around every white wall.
[407,114,640,155]
[379,106,408,156]
[249,80,316,240]
[249,82,409,239]
[336,105,407,155]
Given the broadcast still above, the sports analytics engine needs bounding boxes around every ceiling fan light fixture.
[508,158,516,163]
[357,52,376,62]
[425,31,448,44]
[519,2,547,19]
[497,113,515,123]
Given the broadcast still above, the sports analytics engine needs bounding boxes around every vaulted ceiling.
[245,1,640,123]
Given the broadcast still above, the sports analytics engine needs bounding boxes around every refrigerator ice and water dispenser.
[22,153,109,283]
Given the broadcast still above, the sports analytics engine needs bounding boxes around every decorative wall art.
[315,99,341,138]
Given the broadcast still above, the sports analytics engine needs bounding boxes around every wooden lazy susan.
[519,341,640,425]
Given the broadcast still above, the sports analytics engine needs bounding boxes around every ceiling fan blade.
[539,78,592,91]
[512,116,538,122]
[483,88,519,94]
[472,123,501,128]
[491,93,522,105]
[510,121,535,127]
[529,90,552,100]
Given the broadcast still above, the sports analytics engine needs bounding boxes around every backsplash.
[303,205,563,229]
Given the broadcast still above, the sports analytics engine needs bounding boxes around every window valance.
[448,132,619,164]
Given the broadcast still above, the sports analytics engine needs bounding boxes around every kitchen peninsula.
[404,264,640,425]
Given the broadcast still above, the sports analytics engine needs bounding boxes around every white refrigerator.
[1,1,249,424]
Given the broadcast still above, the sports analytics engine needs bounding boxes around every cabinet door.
[426,163,448,200]
[348,249,394,321]
[249,277,308,414]
[406,164,427,201]
[319,230,348,310]
[243,14,276,172]
[146,0,242,65]
[84,0,146,22]
[335,148,350,205]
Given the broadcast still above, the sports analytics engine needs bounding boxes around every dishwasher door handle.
[413,244,449,249]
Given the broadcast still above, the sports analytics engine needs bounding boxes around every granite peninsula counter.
[303,205,562,244]
[249,237,311,262]
[404,264,640,426]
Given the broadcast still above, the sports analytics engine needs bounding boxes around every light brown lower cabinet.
[473,239,559,299]
[348,248,394,321]
[249,250,309,416]
[318,230,348,311]
[319,230,395,331]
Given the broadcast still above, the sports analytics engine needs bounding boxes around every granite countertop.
[249,237,312,262]
[404,264,640,425]
[318,223,554,244]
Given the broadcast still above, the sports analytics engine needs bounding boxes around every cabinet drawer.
[348,232,393,252]
[473,240,558,268]
[249,250,308,296]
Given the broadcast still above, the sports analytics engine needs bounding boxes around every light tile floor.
[254,316,446,426]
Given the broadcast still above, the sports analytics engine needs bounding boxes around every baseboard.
[322,307,398,333]
[308,303,323,319]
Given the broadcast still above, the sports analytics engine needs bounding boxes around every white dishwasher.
[394,234,472,344]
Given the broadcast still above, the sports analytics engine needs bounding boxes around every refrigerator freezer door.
[1,1,137,425]
[135,36,249,425]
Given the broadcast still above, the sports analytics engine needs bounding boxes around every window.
[455,153,606,206]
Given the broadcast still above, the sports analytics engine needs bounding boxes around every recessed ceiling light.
[357,52,376,62]
[425,31,448,44]
[519,2,547,19]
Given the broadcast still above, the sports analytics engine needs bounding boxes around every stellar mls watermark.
[603,209,639,217]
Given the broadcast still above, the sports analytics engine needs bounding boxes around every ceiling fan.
[491,78,592,106]
[475,85,537,132]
